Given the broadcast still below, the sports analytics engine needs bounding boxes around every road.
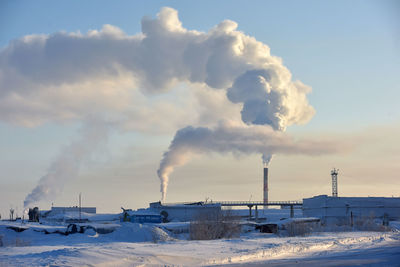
[217,241,400,267]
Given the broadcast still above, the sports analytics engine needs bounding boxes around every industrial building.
[303,195,400,225]
[49,206,96,214]
[121,208,162,223]
[149,201,222,222]
[42,206,96,218]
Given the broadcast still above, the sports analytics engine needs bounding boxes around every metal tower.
[331,168,339,197]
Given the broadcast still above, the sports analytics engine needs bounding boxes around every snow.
[1,213,399,266]
[390,221,400,231]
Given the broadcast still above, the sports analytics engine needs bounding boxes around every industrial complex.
[8,166,398,237]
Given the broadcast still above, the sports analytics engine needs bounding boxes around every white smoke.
[23,120,109,208]
[157,121,343,201]
[0,7,318,203]
[227,70,314,131]
[0,7,313,129]
[262,154,273,167]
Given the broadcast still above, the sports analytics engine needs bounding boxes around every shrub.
[353,215,389,232]
[189,210,241,240]
[285,221,320,237]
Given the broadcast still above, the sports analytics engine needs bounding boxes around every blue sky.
[0,1,399,217]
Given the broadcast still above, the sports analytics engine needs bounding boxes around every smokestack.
[331,168,339,197]
[263,166,268,208]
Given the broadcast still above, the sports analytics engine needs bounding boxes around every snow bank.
[0,221,173,248]
[100,223,172,243]
[390,221,400,231]
[206,232,398,265]
[1,223,399,266]
[1,212,399,266]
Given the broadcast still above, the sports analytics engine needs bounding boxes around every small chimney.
[263,166,268,207]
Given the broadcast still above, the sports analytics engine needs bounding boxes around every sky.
[0,0,399,217]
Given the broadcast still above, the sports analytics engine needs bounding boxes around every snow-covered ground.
[0,211,399,267]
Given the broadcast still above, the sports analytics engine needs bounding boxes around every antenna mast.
[331,168,339,197]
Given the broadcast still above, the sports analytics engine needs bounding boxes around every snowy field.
[1,210,399,267]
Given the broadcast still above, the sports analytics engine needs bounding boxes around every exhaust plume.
[262,154,273,167]
[23,120,109,208]
[157,122,343,201]
[0,7,313,129]
[0,7,316,202]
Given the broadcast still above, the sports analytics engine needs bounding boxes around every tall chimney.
[263,166,268,207]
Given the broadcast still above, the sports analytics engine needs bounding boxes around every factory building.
[149,201,222,222]
[121,209,162,223]
[47,206,96,215]
[303,195,400,225]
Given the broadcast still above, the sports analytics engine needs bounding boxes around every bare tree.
[10,209,14,221]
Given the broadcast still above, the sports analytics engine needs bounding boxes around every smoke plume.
[0,7,318,202]
[23,120,109,208]
[157,121,343,201]
[262,154,273,167]
[0,7,313,129]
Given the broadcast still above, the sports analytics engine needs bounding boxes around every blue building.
[121,209,162,223]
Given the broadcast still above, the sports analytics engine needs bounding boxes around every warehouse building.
[303,195,400,225]
[149,201,222,222]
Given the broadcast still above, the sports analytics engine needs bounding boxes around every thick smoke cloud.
[157,121,343,201]
[23,120,109,207]
[227,70,314,131]
[0,7,318,204]
[0,7,313,130]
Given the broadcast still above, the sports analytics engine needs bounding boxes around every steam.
[145,9,315,200]
[262,154,273,167]
[157,121,343,201]
[23,120,109,208]
[0,7,313,129]
[0,7,319,203]
[227,70,314,131]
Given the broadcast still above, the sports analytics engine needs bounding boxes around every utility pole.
[331,168,339,197]
[79,193,82,222]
